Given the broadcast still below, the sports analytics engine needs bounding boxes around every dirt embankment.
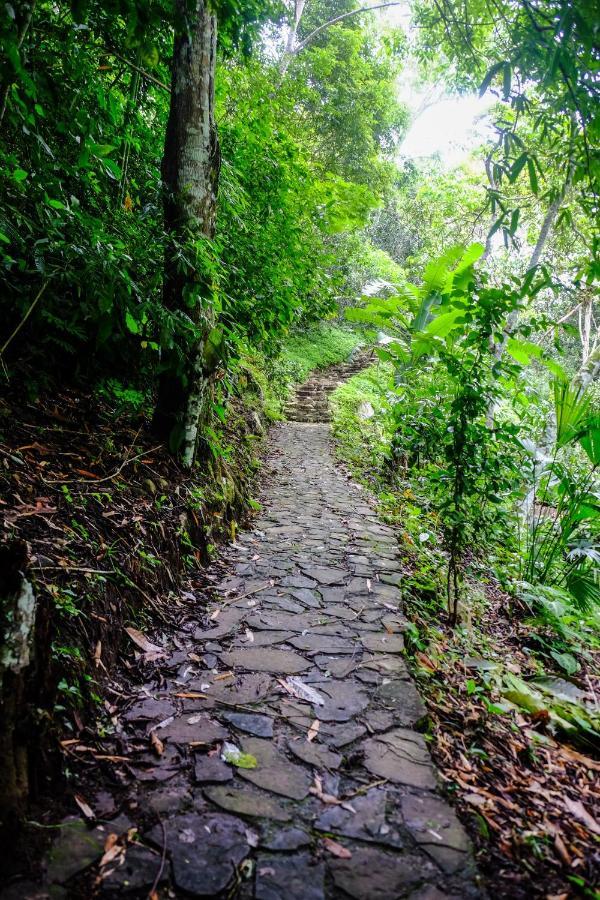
[0,377,266,874]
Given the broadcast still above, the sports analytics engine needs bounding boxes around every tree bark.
[154,0,220,467]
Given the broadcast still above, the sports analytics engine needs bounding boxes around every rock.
[203,785,291,822]
[47,818,105,884]
[260,827,311,851]
[401,793,472,874]
[313,656,358,677]
[362,655,410,677]
[287,739,342,769]
[255,853,325,900]
[318,721,367,748]
[288,634,355,654]
[288,588,322,608]
[362,729,437,790]
[148,812,250,896]
[124,696,176,723]
[360,633,405,653]
[157,713,228,746]
[219,648,311,674]
[312,680,370,722]
[301,566,347,585]
[100,844,165,892]
[204,672,274,705]
[315,789,402,847]
[194,755,233,783]
[280,575,317,589]
[375,679,428,726]
[221,711,274,738]
[234,630,295,647]
[329,847,438,899]
[238,738,312,800]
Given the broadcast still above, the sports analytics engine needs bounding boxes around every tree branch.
[294,2,405,53]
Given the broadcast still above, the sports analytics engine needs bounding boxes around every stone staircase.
[285,349,372,424]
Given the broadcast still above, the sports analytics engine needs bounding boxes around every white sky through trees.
[377,3,493,165]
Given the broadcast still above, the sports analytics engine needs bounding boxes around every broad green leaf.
[579,424,600,466]
[125,311,140,334]
[425,309,464,338]
[527,157,538,194]
[91,143,117,157]
[506,338,542,365]
[509,153,528,182]
[12,168,28,182]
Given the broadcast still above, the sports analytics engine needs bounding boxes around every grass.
[242,322,364,421]
[279,322,363,385]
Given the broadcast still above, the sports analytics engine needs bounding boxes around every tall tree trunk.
[279,0,307,79]
[154,0,220,467]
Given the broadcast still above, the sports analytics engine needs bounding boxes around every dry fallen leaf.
[553,834,572,867]
[150,730,164,756]
[307,719,320,743]
[323,837,352,859]
[74,793,95,821]
[310,774,342,806]
[564,797,600,836]
[124,627,166,660]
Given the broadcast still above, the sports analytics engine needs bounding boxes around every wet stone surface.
[38,395,482,898]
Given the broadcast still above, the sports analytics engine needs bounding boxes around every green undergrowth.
[243,322,364,420]
[330,365,600,745]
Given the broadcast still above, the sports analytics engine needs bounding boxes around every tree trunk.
[0,541,36,827]
[154,0,220,467]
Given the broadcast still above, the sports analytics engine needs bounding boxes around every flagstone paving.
[36,371,483,899]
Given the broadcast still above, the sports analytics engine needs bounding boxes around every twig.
[105,46,171,93]
[1,281,49,356]
[220,580,276,606]
[46,444,163,484]
[148,817,167,898]
[34,565,112,574]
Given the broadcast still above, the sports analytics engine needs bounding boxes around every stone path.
[285,354,368,423]
[36,371,483,899]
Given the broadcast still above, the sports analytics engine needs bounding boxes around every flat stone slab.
[361,632,405,653]
[125,696,176,723]
[315,788,403,847]
[362,728,437,790]
[221,711,274,737]
[329,847,438,899]
[239,737,312,800]
[260,827,311,851]
[255,853,325,900]
[203,785,291,822]
[148,812,250,896]
[47,818,105,884]
[401,793,472,873]
[312,680,370,722]
[100,844,166,892]
[157,714,228,746]
[375,678,428,726]
[288,634,356,654]
[193,755,233,783]
[219,648,311,674]
[287,739,342,769]
[301,566,347,585]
